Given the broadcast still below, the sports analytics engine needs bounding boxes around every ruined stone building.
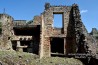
[0,3,97,58]
[90,28,98,54]
[90,28,98,40]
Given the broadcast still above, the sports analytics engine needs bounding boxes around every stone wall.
[40,3,98,58]
[0,14,13,50]
[40,3,77,57]
[90,28,98,54]
[72,4,97,56]
[0,3,97,59]
[28,16,41,25]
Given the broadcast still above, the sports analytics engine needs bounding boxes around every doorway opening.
[50,37,64,56]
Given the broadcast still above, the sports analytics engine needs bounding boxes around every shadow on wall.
[66,8,76,54]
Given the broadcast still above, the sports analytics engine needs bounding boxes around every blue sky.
[0,0,98,32]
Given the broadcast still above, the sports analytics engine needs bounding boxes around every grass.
[0,51,84,65]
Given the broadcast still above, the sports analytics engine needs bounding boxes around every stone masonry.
[0,3,97,59]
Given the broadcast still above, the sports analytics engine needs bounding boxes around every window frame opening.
[53,13,64,28]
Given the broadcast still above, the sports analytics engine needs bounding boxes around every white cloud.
[80,10,88,14]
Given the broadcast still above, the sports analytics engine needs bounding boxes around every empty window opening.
[53,14,63,28]
[12,41,17,51]
[20,41,33,53]
[50,38,64,56]
[20,40,39,55]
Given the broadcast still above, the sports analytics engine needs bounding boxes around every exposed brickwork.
[0,3,97,59]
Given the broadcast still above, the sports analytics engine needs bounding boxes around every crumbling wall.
[0,3,97,59]
[72,4,97,57]
[13,20,26,25]
[0,14,13,50]
[89,28,98,54]
[28,16,41,25]
[40,3,77,57]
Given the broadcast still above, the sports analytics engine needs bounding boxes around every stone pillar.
[17,41,23,52]
[40,14,44,58]
[43,37,51,57]
[40,14,51,58]
[64,10,70,35]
